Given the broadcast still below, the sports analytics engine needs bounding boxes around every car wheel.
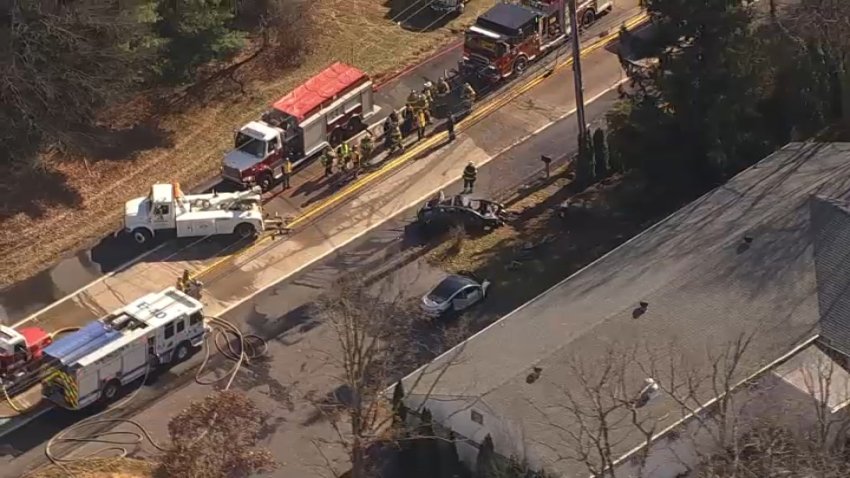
[173,341,192,364]
[234,223,257,239]
[131,228,153,245]
[581,9,596,28]
[258,173,273,192]
[101,380,121,403]
[513,56,528,76]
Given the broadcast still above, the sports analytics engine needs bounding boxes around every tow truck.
[41,287,207,410]
[0,325,53,395]
[460,0,612,84]
[123,182,270,245]
[222,62,379,191]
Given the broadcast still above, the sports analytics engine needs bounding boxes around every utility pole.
[566,0,588,148]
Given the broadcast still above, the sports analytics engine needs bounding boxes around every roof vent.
[526,366,543,384]
[633,301,649,319]
[737,235,754,254]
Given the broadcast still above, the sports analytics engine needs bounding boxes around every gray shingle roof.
[402,143,850,476]
[812,196,850,356]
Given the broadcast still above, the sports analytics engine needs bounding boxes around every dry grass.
[426,172,657,308]
[0,0,499,288]
[27,457,154,478]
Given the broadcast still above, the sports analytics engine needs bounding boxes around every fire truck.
[222,62,378,191]
[460,0,613,83]
[123,182,267,245]
[0,325,53,392]
[41,288,207,410]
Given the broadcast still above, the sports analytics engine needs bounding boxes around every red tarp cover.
[272,62,368,123]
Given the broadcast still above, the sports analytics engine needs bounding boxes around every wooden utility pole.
[566,0,588,148]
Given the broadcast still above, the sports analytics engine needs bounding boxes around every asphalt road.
[0,85,622,477]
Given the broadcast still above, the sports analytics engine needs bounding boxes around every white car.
[421,274,491,318]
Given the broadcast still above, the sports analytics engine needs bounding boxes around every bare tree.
[307,276,471,478]
[158,390,277,478]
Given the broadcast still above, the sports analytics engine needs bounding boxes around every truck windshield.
[464,33,506,59]
[235,132,267,158]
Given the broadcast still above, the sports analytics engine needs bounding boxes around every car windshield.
[428,277,465,302]
[235,132,267,158]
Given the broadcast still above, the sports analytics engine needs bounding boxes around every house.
[399,142,850,477]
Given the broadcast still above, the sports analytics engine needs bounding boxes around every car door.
[452,286,474,311]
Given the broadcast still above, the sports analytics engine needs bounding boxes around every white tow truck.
[123,182,266,245]
[41,288,207,410]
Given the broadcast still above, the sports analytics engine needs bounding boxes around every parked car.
[417,192,506,234]
[421,274,491,318]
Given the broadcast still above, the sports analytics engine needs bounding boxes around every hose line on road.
[33,315,266,478]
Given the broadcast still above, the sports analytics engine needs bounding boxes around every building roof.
[403,143,850,476]
[272,62,368,123]
[811,197,850,356]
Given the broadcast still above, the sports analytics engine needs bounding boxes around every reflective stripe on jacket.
[463,165,477,181]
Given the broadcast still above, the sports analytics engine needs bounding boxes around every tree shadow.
[0,165,82,221]
[72,122,173,162]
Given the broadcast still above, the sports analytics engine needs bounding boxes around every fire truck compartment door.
[176,217,216,237]
[300,116,327,158]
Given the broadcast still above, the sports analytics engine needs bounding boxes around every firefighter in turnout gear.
[383,112,400,149]
[461,82,476,112]
[359,132,374,163]
[406,90,420,111]
[462,161,477,193]
[321,147,336,178]
[421,82,434,124]
[336,142,353,171]
[416,109,427,140]
[388,123,404,154]
[437,76,450,96]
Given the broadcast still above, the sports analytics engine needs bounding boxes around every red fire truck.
[0,325,53,390]
[222,63,378,190]
[460,0,613,83]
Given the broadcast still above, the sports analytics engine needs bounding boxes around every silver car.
[421,274,491,317]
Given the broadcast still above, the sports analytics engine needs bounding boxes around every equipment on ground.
[222,62,379,191]
[0,325,53,390]
[41,288,207,410]
[431,0,469,15]
[460,0,612,83]
[123,182,265,245]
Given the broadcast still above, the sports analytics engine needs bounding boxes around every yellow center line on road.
[192,11,649,281]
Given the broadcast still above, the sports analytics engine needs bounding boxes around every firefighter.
[462,161,477,193]
[419,83,433,125]
[422,81,435,104]
[282,157,293,190]
[461,82,476,111]
[416,108,427,141]
[321,147,336,177]
[406,89,420,112]
[351,146,362,177]
[359,132,374,163]
[402,106,415,136]
[176,270,191,292]
[336,141,352,171]
[446,113,456,142]
[437,76,450,96]
[388,123,404,154]
[384,112,399,149]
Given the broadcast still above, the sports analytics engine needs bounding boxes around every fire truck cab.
[223,62,378,191]
[461,0,612,83]
[0,325,52,381]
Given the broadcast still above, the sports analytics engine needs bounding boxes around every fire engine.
[41,288,207,410]
[222,62,378,191]
[0,325,53,391]
[123,182,266,245]
[460,0,613,83]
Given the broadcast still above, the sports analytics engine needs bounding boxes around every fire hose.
[30,316,267,478]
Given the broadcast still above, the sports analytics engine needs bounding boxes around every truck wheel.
[101,379,121,403]
[131,228,153,245]
[173,341,192,363]
[234,223,257,239]
[513,57,528,75]
[330,128,344,146]
[258,173,273,192]
[581,9,596,28]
